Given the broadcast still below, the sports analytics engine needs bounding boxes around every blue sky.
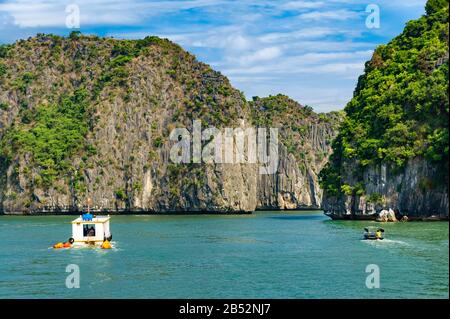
[0,0,427,112]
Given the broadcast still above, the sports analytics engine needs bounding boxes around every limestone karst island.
[0,0,448,301]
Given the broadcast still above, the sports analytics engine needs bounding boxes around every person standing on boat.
[87,227,95,236]
[82,212,93,221]
[82,197,94,221]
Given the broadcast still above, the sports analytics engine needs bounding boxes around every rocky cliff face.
[250,96,341,210]
[320,0,449,219]
[322,158,449,218]
[0,34,340,214]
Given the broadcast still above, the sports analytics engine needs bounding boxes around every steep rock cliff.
[320,0,449,219]
[0,34,340,214]
[250,96,342,210]
[322,158,449,218]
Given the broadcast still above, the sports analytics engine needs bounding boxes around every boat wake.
[362,238,409,247]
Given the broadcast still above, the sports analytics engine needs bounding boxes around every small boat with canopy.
[53,198,113,249]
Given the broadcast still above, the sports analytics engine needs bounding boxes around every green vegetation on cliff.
[1,89,91,187]
[0,32,253,212]
[320,0,449,197]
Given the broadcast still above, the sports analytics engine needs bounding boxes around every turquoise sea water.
[0,211,448,299]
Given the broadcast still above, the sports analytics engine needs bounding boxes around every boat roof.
[71,215,110,224]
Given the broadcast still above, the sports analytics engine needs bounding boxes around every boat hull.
[71,241,103,248]
[363,235,383,240]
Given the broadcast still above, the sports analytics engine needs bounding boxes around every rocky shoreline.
[321,159,449,220]
[1,210,254,216]
[324,210,449,221]
[2,205,324,215]
[3,207,448,220]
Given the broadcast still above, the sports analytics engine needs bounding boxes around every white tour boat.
[53,213,113,249]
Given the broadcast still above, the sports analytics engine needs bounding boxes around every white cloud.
[381,0,426,8]
[192,33,252,51]
[223,60,364,76]
[298,9,360,21]
[294,50,373,63]
[0,0,227,27]
[230,35,251,51]
[281,1,325,10]
[222,49,371,75]
[238,47,282,65]
[259,27,332,43]
[286,40,374,52]
[258,27,361,44]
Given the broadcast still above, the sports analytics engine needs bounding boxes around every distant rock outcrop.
[250,96,342,210]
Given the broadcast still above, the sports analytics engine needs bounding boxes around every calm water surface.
[0,211,448,298]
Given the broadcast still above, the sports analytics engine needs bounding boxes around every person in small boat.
[82,212,93,221]
[364,228,371,238]
[87,227,95,236]
[65,238,75,247]
[375,229,382,239]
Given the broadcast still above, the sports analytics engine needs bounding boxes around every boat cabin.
[71,215,112,245]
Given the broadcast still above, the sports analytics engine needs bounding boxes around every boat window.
[83,224,96,236]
